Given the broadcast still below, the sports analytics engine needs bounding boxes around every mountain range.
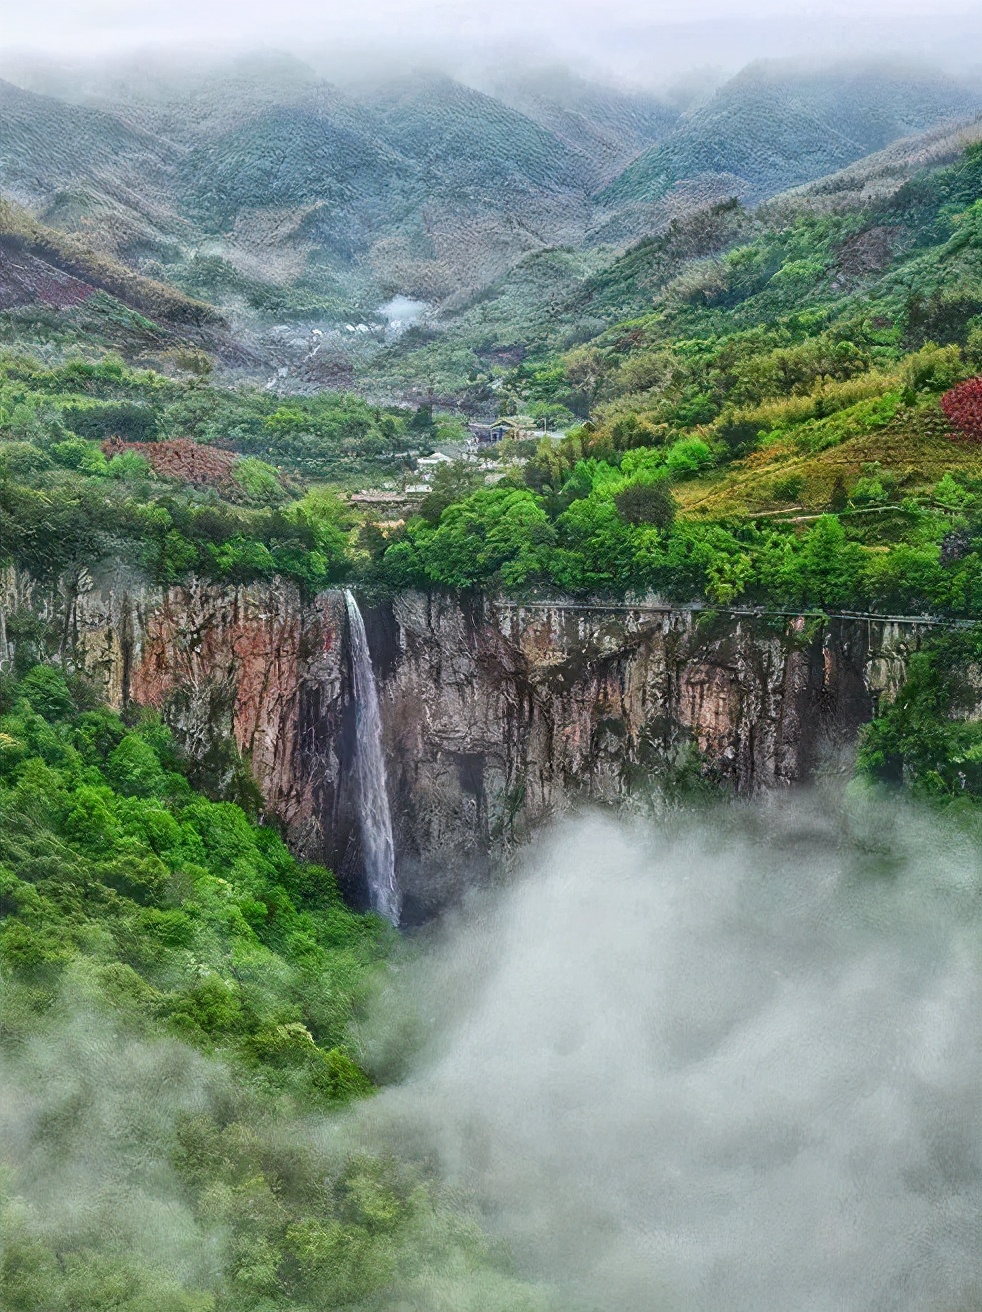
[1,54,980,384]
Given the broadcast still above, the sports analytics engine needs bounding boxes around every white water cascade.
[344,590,400,925]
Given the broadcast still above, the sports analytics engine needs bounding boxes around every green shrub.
[107,450,151,479]
[50,437,98,469]
[18,666,75,720]
[233,456,283,502]
[614,478,676,528]
[665,436,714,475]
[62,402,160,443]
[0,442,53,476]
[858,628,982,798]
[105,734,168,797]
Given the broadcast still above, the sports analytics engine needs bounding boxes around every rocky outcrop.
[0,565,354,872]
[0,568,929,919]
[378,597,916,915]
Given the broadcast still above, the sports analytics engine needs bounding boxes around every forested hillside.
[0,351,428,595]
[1,54,978,376]
[600,63,982,205]
[0,658,564,1309]
[7,135,982,609]
[358,140,982,613]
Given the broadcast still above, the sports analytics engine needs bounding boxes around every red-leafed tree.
[941,376,982,442]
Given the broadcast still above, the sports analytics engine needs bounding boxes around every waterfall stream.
[344,590,400,925]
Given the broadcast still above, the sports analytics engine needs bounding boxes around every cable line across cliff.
[494,601,978,629]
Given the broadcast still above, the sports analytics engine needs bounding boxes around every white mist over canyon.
[358,798,982,1310]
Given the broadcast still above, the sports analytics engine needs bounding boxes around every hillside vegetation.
[0,351,431,595]
[354,140,982,613]
[1,55,979,369]
[369,112,982,398]
[600,63,982,206]
[0,198,223,328]
[8,136,982,616]
[0,660,560,1311]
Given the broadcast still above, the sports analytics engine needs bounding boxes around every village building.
[348,490,424,509]
[467,420,510,444]
[416,452,455,469]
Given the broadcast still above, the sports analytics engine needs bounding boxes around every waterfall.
[344,589,400,925]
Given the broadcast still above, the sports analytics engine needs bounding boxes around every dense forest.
[0,661,561,1309]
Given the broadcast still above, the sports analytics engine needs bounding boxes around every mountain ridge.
[3,56,981,388]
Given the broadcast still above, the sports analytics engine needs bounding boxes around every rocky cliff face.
[1,568,924,920]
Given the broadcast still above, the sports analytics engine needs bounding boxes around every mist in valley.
[356,795,982,1311]
[1,793,979,1308]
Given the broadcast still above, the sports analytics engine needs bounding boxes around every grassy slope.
[0,194,243,366]
[676,415,982,519]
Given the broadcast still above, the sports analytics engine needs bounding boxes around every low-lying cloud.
[361,796,982,1310]
[0,1014,224,1290]
[5,0,982,82]
[1,795,978,1309]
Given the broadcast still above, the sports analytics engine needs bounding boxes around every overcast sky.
[3,0,981,84]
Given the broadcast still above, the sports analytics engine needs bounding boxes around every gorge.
[0,565,937,920]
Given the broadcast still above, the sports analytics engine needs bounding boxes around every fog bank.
[0,1013,224,1289]
[1,796,979,1309]
[5,2,982,84]
[361,797,982,1310]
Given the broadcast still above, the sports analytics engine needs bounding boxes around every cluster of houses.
[346,415,542,519]
[349,447,513,516]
